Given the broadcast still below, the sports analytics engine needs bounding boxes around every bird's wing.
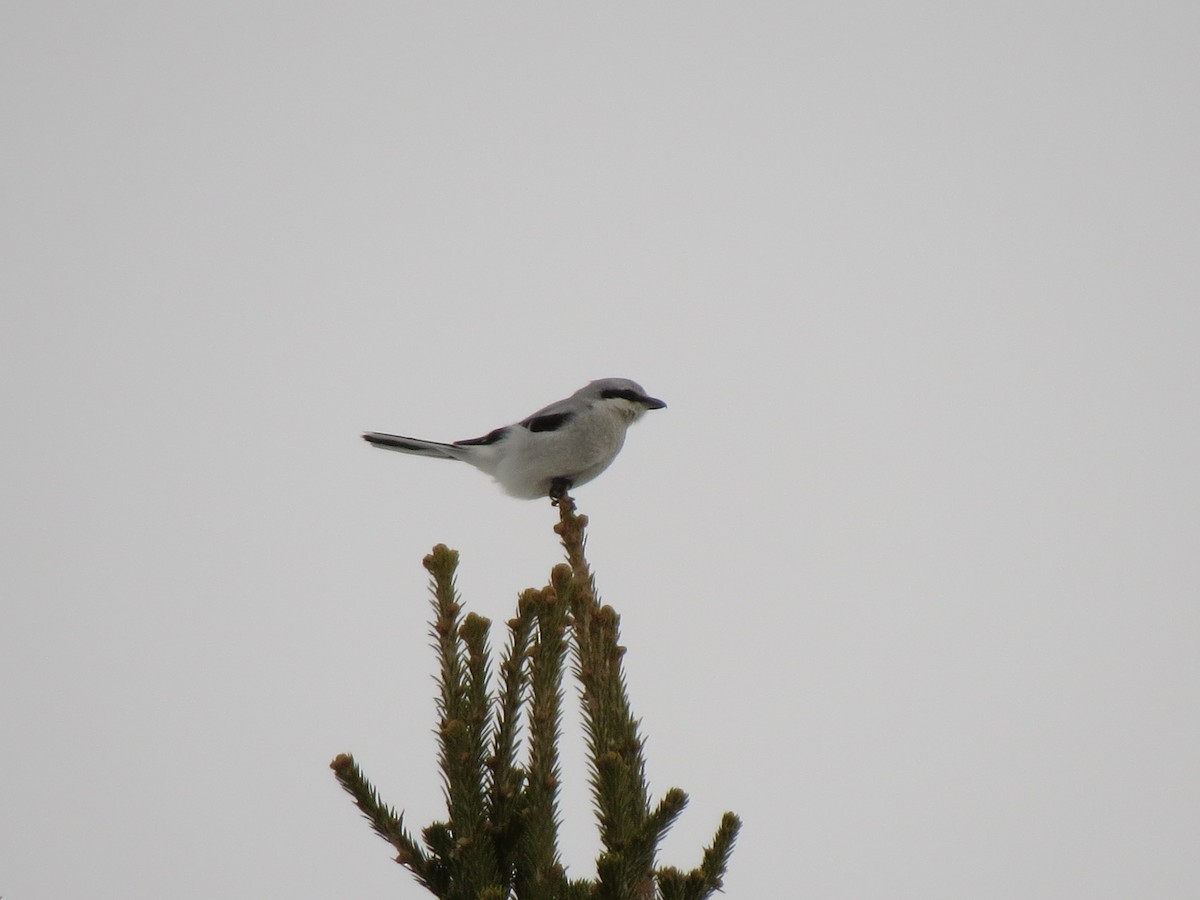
[450,392,581,447]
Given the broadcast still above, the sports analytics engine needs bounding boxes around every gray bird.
[363,378,666,500]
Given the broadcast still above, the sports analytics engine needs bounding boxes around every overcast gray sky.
[3,3,1198,898]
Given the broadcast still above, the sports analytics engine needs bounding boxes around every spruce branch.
[424,545,502,893]
[556,496,654,898]
[460,611,495,808]
[486,594,537,883]
[515,581,571,899]
[698,812,743,889]
[657,811,743,900]
[329,753,445,893]
[333,496,742,898]
[639,787,690,859]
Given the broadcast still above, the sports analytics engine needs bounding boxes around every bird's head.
[583,378,667,422]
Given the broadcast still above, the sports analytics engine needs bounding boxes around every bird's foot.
[549,477,572,506]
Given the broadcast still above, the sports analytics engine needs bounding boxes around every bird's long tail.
[362,432,466,461]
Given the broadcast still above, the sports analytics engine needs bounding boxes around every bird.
[363,378,666,500]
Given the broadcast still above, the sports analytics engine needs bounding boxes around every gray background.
[3,3,1197,898]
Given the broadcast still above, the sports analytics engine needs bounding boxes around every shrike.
[363,378,666,500]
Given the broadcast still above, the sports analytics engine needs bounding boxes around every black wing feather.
[522,411,574,433]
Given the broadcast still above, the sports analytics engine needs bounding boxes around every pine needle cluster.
[331,495,740,899]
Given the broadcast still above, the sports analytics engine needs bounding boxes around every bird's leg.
[549,477,572,505]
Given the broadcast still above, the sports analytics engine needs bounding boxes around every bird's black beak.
[641,395,667,410]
